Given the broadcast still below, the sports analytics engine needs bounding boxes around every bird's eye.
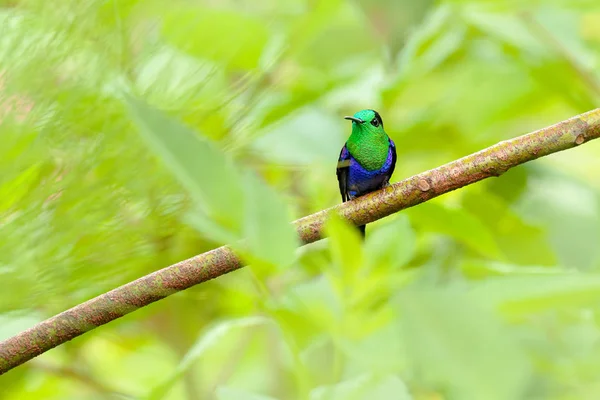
[371,118,380,127]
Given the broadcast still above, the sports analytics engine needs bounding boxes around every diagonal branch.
[1,109,600,375]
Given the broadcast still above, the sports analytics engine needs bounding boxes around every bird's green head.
[344,109,390,170]
[344,110,383,126]
[344,109,385,137]
[344,110,387,138]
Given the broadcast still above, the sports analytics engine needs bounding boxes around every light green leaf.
[216,387,278,400]
[241,170,298,267]
[252,107,345,165]
[406,202,502,258]
[0,163,40,212]
[515,171,600,270]
[398,287,530,400]
[461,260,569,280]
[183,206,241,244]
[365,215,416,271]
[161,8,269,70]
[325,214,364,282]
[462,190,556,266]
[310,374,412,400]
[134,45,225,106]
[277,276,343,334]
[124,95,244,238]
[397,4,466,80]
[146,317,272,400]
[471,274,600,319]
[126,96,297,264]
[0,312,43,341]
[181,317,271,371]
[463,9,543,54]
[337,321,406,376]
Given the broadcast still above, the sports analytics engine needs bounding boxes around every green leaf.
[310,374,412,400]
[462,9,543,54]
[134,45,226,109]
[181,317,271,372]
[406,202,502,258]
[461,260,569,280]
[146,317,272,400]
[471,274,600,319]
[183,206,241,244]
[486,165,529,204]
[397,4,466,80]
[337,321,406,376]
[124,95,244,238]
[398,287,530,400]
[0,312,43,341]
[241,170,298,267]
[325,214,364,283]
[216,387,278,400]
[276,276,343,335]
[161,8,269,70]
[0,163,40,212]
[514,170,600,270]
[365,215,416,271]
[252,107,345,165]
[462,190,556,266]
[126,96,297,264]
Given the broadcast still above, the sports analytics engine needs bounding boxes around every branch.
[1,109,600,375]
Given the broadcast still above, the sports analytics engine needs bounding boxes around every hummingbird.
[336,109,396,237]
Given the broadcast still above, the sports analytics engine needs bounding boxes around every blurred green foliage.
[1,0,600,398]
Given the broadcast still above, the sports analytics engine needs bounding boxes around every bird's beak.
[344,116,364,123]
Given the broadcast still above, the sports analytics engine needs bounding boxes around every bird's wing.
[336,144,351,202]
[387,138,397,183]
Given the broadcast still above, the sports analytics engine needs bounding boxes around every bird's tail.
[357,224,366,239]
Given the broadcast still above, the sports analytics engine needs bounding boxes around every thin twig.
[1,108,600,375]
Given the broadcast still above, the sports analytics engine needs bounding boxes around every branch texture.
[1,109,600,375]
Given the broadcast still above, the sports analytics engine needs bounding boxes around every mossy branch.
[2,109,600,375]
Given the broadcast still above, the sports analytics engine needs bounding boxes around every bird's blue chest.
[346,147,394,198]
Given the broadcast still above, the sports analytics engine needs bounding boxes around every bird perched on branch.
[336,109,396,237]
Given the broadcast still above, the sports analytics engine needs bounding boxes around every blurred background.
[1,0,600,398]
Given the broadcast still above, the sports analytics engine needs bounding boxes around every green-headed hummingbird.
[336,109,396,237]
